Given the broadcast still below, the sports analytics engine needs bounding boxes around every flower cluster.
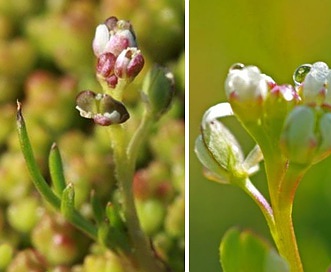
[93,16,144,88]
[76,16,145,126]
[222,61,331,166]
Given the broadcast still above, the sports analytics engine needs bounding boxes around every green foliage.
[220,228,289,272]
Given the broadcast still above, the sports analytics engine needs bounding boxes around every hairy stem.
[109,111,166,272]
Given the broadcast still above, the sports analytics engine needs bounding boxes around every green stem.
[240,119,305,270]
[109,111,166,272]
[239,178,275,235]
[265,158,307,272]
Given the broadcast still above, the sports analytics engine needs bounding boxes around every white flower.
[92,20,137,58]
[302,61,328,104]
[225,65,269,102]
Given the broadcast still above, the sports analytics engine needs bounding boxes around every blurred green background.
[190,0,331,271]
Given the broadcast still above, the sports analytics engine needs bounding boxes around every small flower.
[92,16,137,58]
[225,65,270,103]
[300,61,328,105]
[114,47,144,80]
[75,90,129,126]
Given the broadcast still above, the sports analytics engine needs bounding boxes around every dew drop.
[229,63,244,71]
[293,64,312,86]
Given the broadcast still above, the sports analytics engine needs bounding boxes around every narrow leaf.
[16,101,61,209]
[61,183,75,219]
[49,142,66,197]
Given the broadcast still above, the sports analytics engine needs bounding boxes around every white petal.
[92,24,110,57]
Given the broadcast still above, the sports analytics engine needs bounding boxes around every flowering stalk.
[196,62,331,271]
[80,17,173,271]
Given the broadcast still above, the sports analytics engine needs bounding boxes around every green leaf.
[48,142,66,197]
[61,183,75,219]
[220,228,289,272]
[16,102,61,209]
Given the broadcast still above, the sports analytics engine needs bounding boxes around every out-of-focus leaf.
[220,228,289,272]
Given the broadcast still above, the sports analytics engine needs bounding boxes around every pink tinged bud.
[225,65,268,103]
[114,48,144,79]
[92,24,110,57]
[301,61,328,105]
[92,17,137,58]
[105,29,136,57]
[96,52,116,78]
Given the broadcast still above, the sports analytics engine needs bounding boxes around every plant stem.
[265,157,307,272]
[109,111,166,272]
[239,178,275,235]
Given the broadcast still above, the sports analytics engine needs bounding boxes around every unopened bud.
[92,16,137,58]
[301,62,328,105]
[225,64,273,122]
[141,65,174,119]
[96,52,116,78]
[280,106,317,165]
[225,64,269,103]
[114,47,144,80]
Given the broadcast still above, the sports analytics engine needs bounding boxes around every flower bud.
[96,52,116,78]
[280,106,317,165]
[225,64,269,103]
[114,47,144,80]
[225,64,274,122]
[300,61,328,105]
[92,16,137,58]
[76,90,129,126]
[141,65,174,119]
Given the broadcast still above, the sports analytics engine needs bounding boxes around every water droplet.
[293,64,312,86]
[229,63,244,71]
